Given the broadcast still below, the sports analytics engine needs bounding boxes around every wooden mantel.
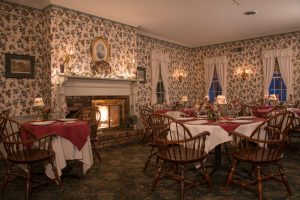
[56,75,139,114]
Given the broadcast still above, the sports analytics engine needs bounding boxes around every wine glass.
[233,103,242,118]
[212,104,219,121]
[227,103,233,118]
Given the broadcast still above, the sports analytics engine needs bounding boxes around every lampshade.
[204,96,209,101]
[33,98,45,107]
[216,95,227,105]
[269,94,277,101]
[180,96,188,102]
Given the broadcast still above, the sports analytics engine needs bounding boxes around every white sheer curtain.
[277,50,293,100]
[160,59,170,104]
[262,48,293,99]
[215,57,228,97]
[150,50,170,104]
[262,57,275,96]
[204,62,215,95]
[204,56,228,96]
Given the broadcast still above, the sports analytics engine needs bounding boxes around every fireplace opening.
[66,96,130,132]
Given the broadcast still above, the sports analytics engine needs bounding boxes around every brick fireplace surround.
[57,75,142,147]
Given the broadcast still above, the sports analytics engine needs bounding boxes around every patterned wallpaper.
[195,31,300,104]
[136,35,201,108]
[1,1,299,116]
[44,5,137,107]
[0,1,48,116]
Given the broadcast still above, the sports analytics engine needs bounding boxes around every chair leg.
[224,143,232,165]
[180,165,185,200]
[200,163,211,190]
[143,146,155,172]
[276,162,292,196]
[256,165,263,200]
[225,159,238,192]
[25,165,32,200]
[49,157,63,190]
[152,161,164,191]
[2,164,12,195]
[91,140,102,162]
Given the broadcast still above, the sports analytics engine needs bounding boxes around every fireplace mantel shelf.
[59,74,138,83]
[57,74,138,115]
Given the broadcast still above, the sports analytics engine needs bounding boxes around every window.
[209,67,222,102]
[156,65,165,104]
[268,58,287,101]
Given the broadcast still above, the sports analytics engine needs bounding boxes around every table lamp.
[216,95,227,105]
[34,98,44,120]
[180,96,188,108]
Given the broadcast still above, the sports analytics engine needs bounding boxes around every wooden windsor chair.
[148,113,211,200]
[139,105,156,172]
[73,107,102,162]
[262,105,287,118]
[225,111,295,200]
[0,116,63,200]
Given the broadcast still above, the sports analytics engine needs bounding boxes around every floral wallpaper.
[0,1,48,116]
[136,35,201,108]
[1,1,299,116]
[44,5,137,107]
[195,31,300,104]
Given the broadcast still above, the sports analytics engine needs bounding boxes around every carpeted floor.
[1,138,300,200]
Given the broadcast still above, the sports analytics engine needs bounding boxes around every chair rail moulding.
[56,75,138,114]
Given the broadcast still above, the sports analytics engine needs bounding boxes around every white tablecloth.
[45,136,94,179]
[171,119,263,153]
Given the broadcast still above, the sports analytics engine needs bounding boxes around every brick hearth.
[97,129,143,147]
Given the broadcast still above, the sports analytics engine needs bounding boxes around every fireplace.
[57,75,142,146]
[66,96,129,131]
[92,97,129,130]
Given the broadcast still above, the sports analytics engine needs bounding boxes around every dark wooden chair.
[139,105,156,172]
[225,111,295,200]
[0,116,63,200]
[151,103,170,111]
[288,116,300,146]
[73,107,102,162]
[148,114,211,200]
[262,105,286,118]
[241,104,254,116]
[0,109,10,161]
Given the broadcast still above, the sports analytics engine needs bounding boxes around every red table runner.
[22,121,90,150]
[201,118,264,133]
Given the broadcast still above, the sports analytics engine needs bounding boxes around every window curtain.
[204,56,228,96]
[262,48,293,99]
[150,50,170,104]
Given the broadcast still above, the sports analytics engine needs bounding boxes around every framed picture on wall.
[137,67,146,83]
[90,37,110,63]
[5,54,35,78]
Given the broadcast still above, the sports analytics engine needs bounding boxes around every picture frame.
[90,37,110,63]
[137,67,146,83]
[5,54,35,78]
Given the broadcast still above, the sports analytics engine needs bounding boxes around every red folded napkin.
[22,121,90,150]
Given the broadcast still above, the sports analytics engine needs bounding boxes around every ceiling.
[7,0,300,47]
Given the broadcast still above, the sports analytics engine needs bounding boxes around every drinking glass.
[233,103,242,118]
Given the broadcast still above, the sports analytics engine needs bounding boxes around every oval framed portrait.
[90,37,110,63]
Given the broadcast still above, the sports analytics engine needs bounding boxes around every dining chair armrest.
[23,132,58,150]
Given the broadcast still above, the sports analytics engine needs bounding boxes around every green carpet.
[1,139,300,200]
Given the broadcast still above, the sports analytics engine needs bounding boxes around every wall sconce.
[173,69,187,82]
[64,48,74,65]
[237,68,251,80]
[60,48,74,73]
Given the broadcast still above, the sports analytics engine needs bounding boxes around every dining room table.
[171,116,265,174]
[22,119,94,179]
